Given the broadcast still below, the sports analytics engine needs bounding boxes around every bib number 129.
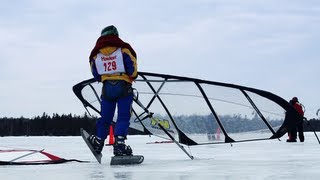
[104,61,117,71]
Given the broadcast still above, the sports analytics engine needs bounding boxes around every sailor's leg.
[96,98,116,140]
[114,94,133,136]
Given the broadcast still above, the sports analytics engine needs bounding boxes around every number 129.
[104,61,117,71]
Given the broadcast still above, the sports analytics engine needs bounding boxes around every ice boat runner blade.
[80,128,102,164]
[110,155,144,166]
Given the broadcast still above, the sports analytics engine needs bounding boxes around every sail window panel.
[135,98,179,139]
[132,80,178,139]
[135,76,165,92]
[81,84,101,116]
[133,78,171,117]
[244,91,285,132]
[159,81,207,116]
[159,81,225,143]
[201,84,273,141]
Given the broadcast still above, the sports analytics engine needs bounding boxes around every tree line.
[0,112,319,136]
[0,112,143,136]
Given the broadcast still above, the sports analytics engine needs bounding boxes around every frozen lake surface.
[1,132,320,180]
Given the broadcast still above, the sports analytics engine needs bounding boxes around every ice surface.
[0,133,320,180]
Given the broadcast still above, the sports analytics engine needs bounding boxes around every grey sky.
[0,0,319,119]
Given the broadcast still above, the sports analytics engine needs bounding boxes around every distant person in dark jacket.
[287,97,304,142]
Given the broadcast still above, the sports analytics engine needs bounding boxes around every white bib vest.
[95,48,126,75]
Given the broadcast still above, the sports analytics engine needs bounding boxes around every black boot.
[299,133,305,142]
[113,136,133,156]
[286,138,297,142]
[88,134,105,154]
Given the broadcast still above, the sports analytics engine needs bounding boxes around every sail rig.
[73,72,302,149]
[0,149,87,165]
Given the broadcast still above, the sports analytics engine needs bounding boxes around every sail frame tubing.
[73,71,302,146]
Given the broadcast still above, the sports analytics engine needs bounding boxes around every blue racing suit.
[89,36,137,140]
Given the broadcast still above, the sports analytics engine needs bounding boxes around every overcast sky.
[0,0,319,119]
